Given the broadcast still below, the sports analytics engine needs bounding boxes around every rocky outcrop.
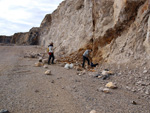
[12,27,39,45]
[38,0,150,65]
[0,27,39,45]
[0,36,12,44]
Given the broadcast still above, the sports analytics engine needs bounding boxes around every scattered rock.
[131,101,137,105]
[145,88,150,95]
[0,109,10,113]
[77,70,86,76]
[105,82,117,89]
[69,63,74,69]
[45,70,51,75]
[64,64,70,69]
[43,65,48,68]
[143,70,148,74]
[39,57,42,62]
[90,110,96,113]
[102,69,114,75]
[51,80,55,83]
[42,59,48,64]
[64,63,74,69]
[102,88,110,93]
[35,90,39,93]
[35,62,44,67]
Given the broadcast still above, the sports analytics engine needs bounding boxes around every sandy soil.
[0,46,150,113]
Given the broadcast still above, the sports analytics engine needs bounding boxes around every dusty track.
[0,46,150,113]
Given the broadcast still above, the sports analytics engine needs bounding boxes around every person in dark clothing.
[48,42,55,64]
[82,49,92,68]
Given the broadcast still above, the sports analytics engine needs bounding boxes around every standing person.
[82,49,92,68]
[48,42,55,64]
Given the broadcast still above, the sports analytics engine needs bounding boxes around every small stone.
[143,70,148,74]
[131,101,137,105]
[51,80,55,83]
[45,70,51,75]
[35,62,44,67]
[35,90,39,93]
[39,57,42,62]
[102,88,110,93]
[64,64,70,69]
[90,110,96,113]
[145,89,150,95]
[43,65,48,68]
[42,59,48,64]
[0,109,10,113]
[105,82,117,89]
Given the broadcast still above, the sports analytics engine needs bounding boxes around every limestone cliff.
[39,0,150,65]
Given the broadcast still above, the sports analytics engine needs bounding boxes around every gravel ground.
[0,46,150,113]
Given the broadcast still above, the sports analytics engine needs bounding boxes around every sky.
[0,0,64,36]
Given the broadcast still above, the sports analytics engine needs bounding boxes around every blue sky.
[0,0,64,36]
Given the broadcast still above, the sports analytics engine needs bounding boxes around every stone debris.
[143,70,148,74]
[34,62,44,67]
[131,101,137,105]
[42,59,48,64]
[24,52,40,58]
[145,88,150,95]
[45,70,51,75]
[64,63,74,69]
[102,88,110,93]
[105,82,117,89]
[0,109,10,113]
[102,69,114,75]
[77,70,86,76]
[43,65,48,68]
[38,57,42,62]
[90,110,96,113]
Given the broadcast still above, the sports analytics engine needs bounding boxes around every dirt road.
[0,46,150,113]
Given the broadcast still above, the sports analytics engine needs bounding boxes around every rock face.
[1,0,150,65]
[0,36,12,44]
[0,27,39,45]
[38,0,150,65]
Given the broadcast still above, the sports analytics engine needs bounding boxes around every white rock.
[102,88,110,93]
[145,89,150,95]
[143,70,148,74]
[64,63,70,69]
[90,110,96,113]
[69,63,74,69]
[43,65,48,68]
[45,70,51,75]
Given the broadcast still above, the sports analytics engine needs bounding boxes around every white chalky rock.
[90,110,96,113]
[69,63,74,69]
[45,70,51,75]
[64,64,70,69]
